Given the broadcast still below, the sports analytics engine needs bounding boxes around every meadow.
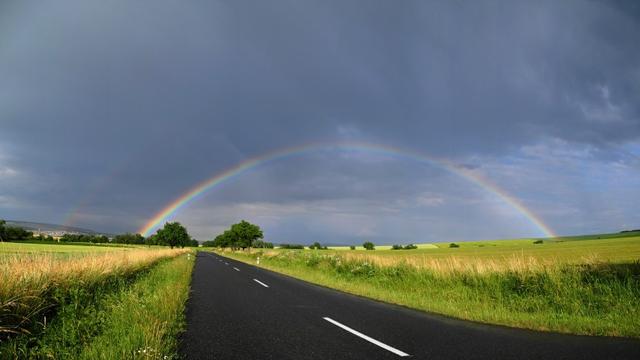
[0,242,194,359]
[219,233,640,338]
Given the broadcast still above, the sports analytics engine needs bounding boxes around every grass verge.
[0,251,194,359]
[0,248,188,337]
[220,249,640,338]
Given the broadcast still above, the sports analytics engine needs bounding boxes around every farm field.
[219,233,640,338]
[0,241,194,359]
[337,236,640,263]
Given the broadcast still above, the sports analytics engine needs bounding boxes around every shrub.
[309,242,328,250]
[391,244,403,250]
[362,241,375,250]
[449,243,460,248]
[279,243,305,249]
[253,240,274,248]
[404,244,418,250]
[349,246,356,250]
[533,240,544,244]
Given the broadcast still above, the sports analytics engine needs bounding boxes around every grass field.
[0,242,194,359]
[0,242,133,254]
[219,234,640,338]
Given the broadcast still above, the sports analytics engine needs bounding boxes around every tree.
[362,241,375,250]
[349,245,355,250]
[5,226,32,241]
[154,222,191,248]
[229,220,263,250]
[212,230,234,248]
[279,243,305,249]
[145,234,158,246]
[0,219,5,242]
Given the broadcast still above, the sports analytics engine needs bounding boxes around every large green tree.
[154,222,191,248]
[230,220,263,250]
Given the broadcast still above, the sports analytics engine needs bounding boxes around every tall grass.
[0,253,195,359]
[223,249,640,338]
[0,248,188,338]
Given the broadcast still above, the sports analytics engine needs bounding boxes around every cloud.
[0,0,638,240]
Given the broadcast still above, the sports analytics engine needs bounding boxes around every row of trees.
[60,234,110,243]
[0,219,199,248]
[203,220,267,249]
[391,243,418,250]
[0,220,33,242]
[112,233,146,244]
[309,242,328,250]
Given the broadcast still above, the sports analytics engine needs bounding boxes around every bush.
[349,246,355,250]
[393,244,418,250]
[308,242,328,250]
[533,240,544,244]
[253,240,274,248]
[449,243,460,248]
[279,243,305,249]
[362,241,375,250]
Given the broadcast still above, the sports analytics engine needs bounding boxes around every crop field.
[220,233,640,338]
[341,236,640,264]
[0,242,194,359]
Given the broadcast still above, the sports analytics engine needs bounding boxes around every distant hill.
[4,220,105,235]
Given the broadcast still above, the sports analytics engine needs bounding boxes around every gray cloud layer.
[1,0,638,241]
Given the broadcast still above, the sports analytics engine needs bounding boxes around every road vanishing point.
[180,252,640,359]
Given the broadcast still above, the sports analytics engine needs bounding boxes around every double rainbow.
[138,141,555,238]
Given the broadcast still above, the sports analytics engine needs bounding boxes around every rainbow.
[138,141,556,238]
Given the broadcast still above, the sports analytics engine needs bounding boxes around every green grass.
[0,244,190,346]
[0,252,195,359]
[218,235,640,338]
[0,242,130,254]
[324,236,640,263]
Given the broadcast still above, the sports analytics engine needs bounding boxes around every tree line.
[0,219,198,248]
[0,220,34,242]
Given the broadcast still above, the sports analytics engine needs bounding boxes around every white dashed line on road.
[253,279,269,288]
[233,267,240,271]
[322,317,410,357]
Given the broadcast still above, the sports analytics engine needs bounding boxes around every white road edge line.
[233,267,240,271]
[323,317,410,357]
[225,262,229,265]
[253,279,269,288]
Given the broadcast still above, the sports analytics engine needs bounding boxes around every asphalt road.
[180,252,640,359]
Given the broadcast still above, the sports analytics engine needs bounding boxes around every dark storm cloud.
[0,0,638,237]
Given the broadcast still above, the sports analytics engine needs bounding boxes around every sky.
[1,0,639,243]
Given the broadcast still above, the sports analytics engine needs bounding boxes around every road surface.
[180,252,639,359]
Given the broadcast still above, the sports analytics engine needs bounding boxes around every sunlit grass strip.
[78,253,194,359]
[0,252,195,359]
[0,248,189,337]
[221,249,640,338]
